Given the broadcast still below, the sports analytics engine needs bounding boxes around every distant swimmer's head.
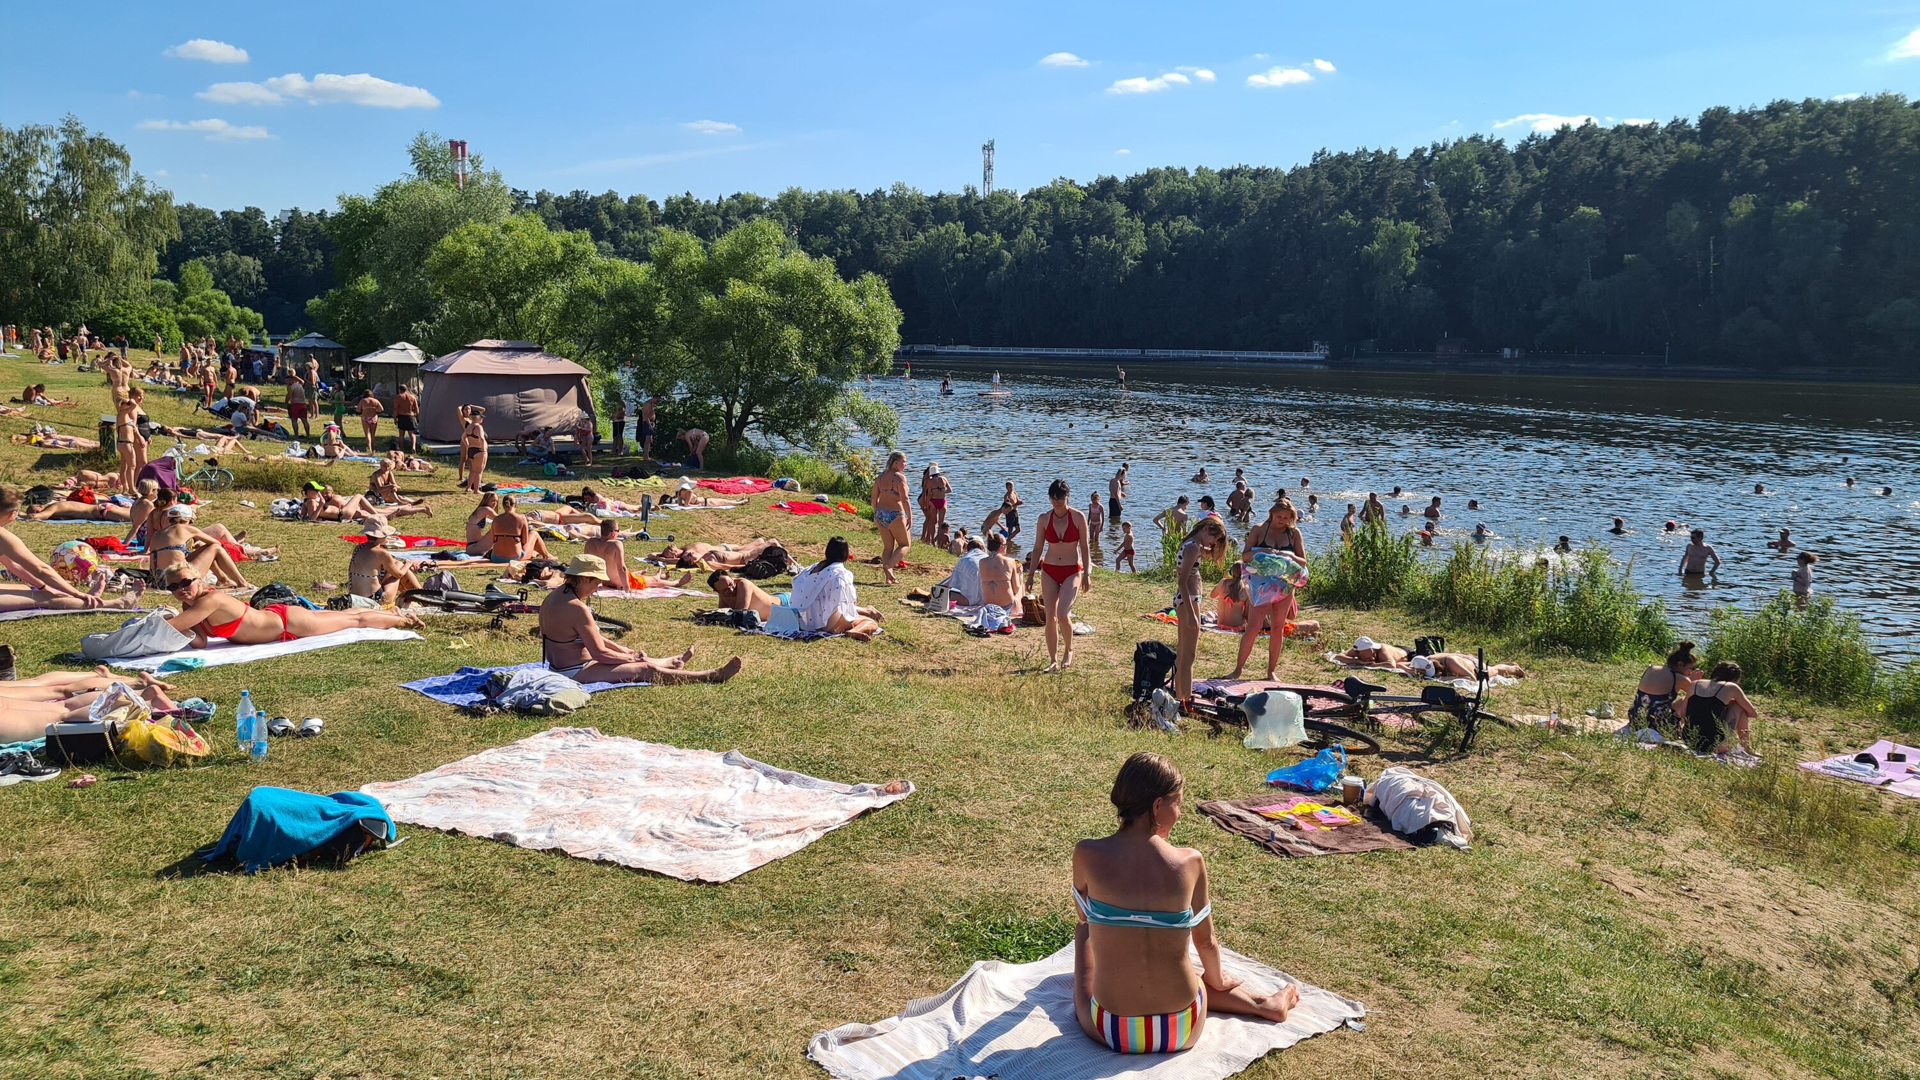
[1665,520,1678,532]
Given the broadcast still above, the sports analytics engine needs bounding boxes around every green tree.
[0,115,177,325]
[204,251,267,304]
[617,219,902,456]
[171,258,264,341]
[422,213,613,357]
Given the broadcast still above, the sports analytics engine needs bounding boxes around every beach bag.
[1131,640,1178,701]
[1242,690,1307,750]
[421,570,459,593]
[738,557,782,581]
[81,608,192,660]
[249,583,299,609]
[1414,635,1445,658]
[1265,746,1346,792]
[92,682,209,767]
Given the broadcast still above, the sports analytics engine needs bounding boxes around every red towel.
[697,476,772,495]
[339,534,465,548]
[85,536,131,553]
[775,501,833,515]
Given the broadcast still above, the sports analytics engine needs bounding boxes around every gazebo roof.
[285,332,344,350]
[350,342,429,367]
[423,339,589,376]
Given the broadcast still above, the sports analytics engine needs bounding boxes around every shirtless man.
[355,389,383,453]
[976,532,1024,617]
[284,374,311,438]
[392,384,420,452]
[1423,496,1442,523]
[709,569,777,621]
[1679,529,1721,576]
[1107,464,1129,523]
[1360,493,1386,525]
[1333,635,1410,668]
[347,523,421,604]
[1410,652,1526,681]
[583,518,690,591]
[678,427,709,470]
[871,450,912,585]
[639,396,660,460]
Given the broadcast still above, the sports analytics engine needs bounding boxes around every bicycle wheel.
[206,468,234,491]
[594,614,632,637]
[1302,718,1381,755]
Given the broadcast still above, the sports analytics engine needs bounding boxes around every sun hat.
[1410,655,1436,676]
[564,554,611,581]
[165,504,195,520]
[928,463,941,475]
[359,521,394,539]
[1353,635,1378,652]
[677,476,697,491]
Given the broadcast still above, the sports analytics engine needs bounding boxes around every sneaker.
[0,751,62,786]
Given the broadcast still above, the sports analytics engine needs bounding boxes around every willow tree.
[0,116,178,326]
[618,219,901,456]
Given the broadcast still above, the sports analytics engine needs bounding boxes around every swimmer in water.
[1400,504,1412,515]
[1609,516,1627,534]
[1423,496,1441,522]
[1306,492,1318,513]
[1191,467,1210,484]
[1766,528,1793,552]
[1883,486,1895,496]
[1754,483,1766,495]
[1390,485,1404,499]
[1472,522,1494,540]
[1679,529,1721,576]
[1555,535,1572,553]
[1467,499,1480,511]
[1664,520,1679,533]
[1300,476,1310,489]
[1845,477,1855,487]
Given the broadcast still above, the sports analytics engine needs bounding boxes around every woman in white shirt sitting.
[789,536,883,640]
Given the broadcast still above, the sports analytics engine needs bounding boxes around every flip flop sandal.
[296,717,324,737]
[267,716,295,736]
[253,554,280,562]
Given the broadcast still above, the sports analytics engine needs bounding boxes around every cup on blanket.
[1340,775,1364,807]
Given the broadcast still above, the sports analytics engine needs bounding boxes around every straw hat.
[358,520,394,539]
[564,554,611,581]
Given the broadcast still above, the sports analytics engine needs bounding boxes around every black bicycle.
[400,585,632,637]
[1185,693,1384,755]
[1191,648,1506,753]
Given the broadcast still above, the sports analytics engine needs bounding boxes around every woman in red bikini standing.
[1024,478,1093,672]
[162,564,421,647]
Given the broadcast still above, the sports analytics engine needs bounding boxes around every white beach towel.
[361,727,913,882]
[0,606,152,623]
[808,944,1364,1080]
[105,627,421,671]
[596,587,710,600]
[1322,652,1516,692]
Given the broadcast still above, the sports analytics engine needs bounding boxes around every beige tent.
[349,342,429,400]
[415,339,595,443]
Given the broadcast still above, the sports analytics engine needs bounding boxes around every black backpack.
[1131,640,1179,701]
[1414,635,1446,657]
[249,583,300,609]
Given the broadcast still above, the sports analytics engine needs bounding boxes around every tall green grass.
[1418,543,1671,658]
[1885,659,1920,735]
[1705,594,1880,704]
[1143,522,1232,584]
[1307,519,1421,607]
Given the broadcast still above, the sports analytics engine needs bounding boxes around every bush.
[1886,660,1920,735]
[1307,519,1420,608]
[88,300,180,351]
[1705,594,1880,704]
[1414,543,1669,657]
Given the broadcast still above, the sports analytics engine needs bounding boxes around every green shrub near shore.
[1706,593,1881,704]
[1308,519,1422,608]
[1886,660,1920,735]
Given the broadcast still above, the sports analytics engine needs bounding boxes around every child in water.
[1116,521,1137,573]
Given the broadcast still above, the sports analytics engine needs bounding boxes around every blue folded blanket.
[204,786,394,873]
[400,662,639,707]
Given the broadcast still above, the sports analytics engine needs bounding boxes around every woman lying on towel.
[162,564,423,648]
[0,669,180,742]
[1074,753,1298,1054]
[536,554,741,685]
[0,488,143,612]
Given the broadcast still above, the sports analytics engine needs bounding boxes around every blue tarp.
[399,663,639,708]
[205,786,394,873]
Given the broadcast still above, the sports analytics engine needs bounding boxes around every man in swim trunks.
[392,384,420,453]
[1679,529,1721,576]
[1108,464,1129,523]
[1333,635,1410,668]
[872,450,912,585]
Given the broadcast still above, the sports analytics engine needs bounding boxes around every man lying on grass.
[536,554,741,685]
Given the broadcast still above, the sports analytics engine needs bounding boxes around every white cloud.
[154,169,169,177]
[164,39,248,64]
[1312,58,1336,72]
[1176,66,1217,82]
[1040,52,1089,67]
[1493,112,1597,132]
[202,73,439,109]
[1890,27,1920,59]
[1116,148,1131,155]
[684,119,741,135]
[1252,53,1270,60]
[1107,71,1191,94]
[199,81,285,105]
[136,118,272,141]
[1618,117,1657,125]
[1831,92,1864,102]
[1247,66,1313,88]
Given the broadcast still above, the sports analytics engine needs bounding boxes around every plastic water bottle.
[249,706,268,765]
[236,690,255,751]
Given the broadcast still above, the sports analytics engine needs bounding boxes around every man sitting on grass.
[709,569,778,621]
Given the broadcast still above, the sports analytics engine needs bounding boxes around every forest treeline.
[176,95,1920,369]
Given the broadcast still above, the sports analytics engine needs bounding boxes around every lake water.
[872,363,1920,656]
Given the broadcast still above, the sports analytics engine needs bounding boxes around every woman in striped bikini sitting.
[1073,753,1298,1054]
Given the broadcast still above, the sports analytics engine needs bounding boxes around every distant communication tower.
[449,139,470,190]
[981,139,995,196]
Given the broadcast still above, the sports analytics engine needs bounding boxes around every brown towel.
[1199,795,1414,858]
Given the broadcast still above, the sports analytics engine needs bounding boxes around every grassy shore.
[0,352,1916,1080]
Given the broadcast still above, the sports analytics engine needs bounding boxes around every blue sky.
[7,1,1920,212]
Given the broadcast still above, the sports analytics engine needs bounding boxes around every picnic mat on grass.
[400,663,646,707]
[1200,795,1414,858]
[1800,740,1920,798]
[807,943,1364,1080]
[361,727,913,882]
[597,586,708,600]
[106,628,421,672]
[338,534,464,548]
[0,606,152,623]
[697,476,772,494]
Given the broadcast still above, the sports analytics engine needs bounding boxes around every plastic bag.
[1265,746,1346,792]
[93,682,210,767]
[1242,690,1306,750]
